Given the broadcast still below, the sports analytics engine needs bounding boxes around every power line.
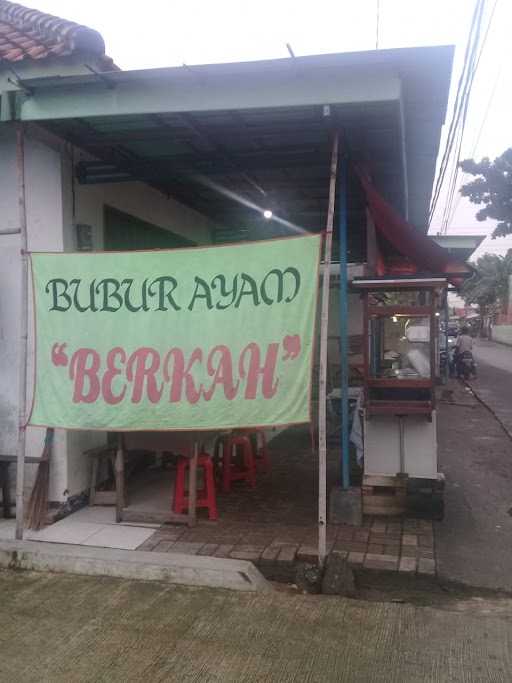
[447,61,503,227]
[442,0,501,231]
[429,0,487,229]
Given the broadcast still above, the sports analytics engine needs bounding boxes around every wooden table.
[114,431,218,527]
[0,454,41,518]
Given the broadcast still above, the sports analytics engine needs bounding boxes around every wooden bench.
[85,432,216,527]
[84,445,154,507]
[0,454,42,519]
[83,446,117,506]
[118,432,204,527]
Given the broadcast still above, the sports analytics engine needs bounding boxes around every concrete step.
[0,539,271,593]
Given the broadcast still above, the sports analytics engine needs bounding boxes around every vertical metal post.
[15,124,29,540]
[338,157,350,490]
[318,132,339,567]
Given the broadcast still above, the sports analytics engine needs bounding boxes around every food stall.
[352,276,447,516]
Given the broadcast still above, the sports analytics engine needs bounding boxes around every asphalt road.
[471,339,512,437]
[1,570,512,682]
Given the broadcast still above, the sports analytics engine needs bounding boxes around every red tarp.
[355,166,471,284]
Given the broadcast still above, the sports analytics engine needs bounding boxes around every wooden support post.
[318,132,339,567]
[188,439,198,527]
[115,433,125,523]
[15,123,28,540]
[338,157,350,490]
[1,463,12,519]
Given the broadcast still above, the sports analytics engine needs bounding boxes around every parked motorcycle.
[455,350,477,380]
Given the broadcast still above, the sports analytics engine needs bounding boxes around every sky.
[29,0,512,260]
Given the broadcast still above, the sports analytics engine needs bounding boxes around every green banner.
[29,234,321,431]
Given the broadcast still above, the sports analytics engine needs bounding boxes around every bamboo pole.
[318,132,339,567]
[15,123,29,540]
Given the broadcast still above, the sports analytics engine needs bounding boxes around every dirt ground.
[1,569,511,682]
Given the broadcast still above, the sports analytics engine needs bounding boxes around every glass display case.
[353,277,447,416]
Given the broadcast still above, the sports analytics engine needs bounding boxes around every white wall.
[0,126,69,499]
[73,181,213,251]
[0,127,20,455]
[491,325,512,346]
[0,125,218,502]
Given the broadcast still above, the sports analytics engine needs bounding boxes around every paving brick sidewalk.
[138,516,436,579]
[133,425,437,580]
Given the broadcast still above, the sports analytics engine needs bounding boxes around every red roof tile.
[0,0,107,64]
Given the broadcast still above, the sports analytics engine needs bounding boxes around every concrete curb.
[0,540,272,593]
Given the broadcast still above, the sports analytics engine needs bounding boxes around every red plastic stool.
[173,453,218,520]
[221,435,256,493]
[243,429,271,473]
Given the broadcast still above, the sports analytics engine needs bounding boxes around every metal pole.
[15,123,29,540]
[338,157,350,490]
[444,289,449,383]
[318,132,339,567]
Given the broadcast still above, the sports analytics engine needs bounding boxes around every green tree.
[460,149,512,237]
[461,251,512,335]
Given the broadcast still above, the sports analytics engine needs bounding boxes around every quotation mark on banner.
[51,343,68,367]
[282,335,301,360]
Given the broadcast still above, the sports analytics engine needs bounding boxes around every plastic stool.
[173,453,218,520]
[244,429,271,473]
[221,435,256,493]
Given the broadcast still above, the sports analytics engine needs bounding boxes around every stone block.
[230,547,263,561]
[371,520,387,533]
[137,536,161,551]
[154,541,175,552]
[277,545,298,564]
[197,544,218,557]
[353,529,370,543]
[260,546,281,563]
[418,558,436,576]
[363,553,399,571]
[213,544,234,558]
[297,545,318,563]
[344,542,368,553]
[418,549,434,559]
[367,543,385,555]
[347,551,365,566]
[322,551,356,596]
[418,535,434,549]
[168,542,203,555]
[402,534,418,547]
[399,556,417,574]
[295,562,323,594]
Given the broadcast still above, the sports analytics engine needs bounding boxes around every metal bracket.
[85,64,116,89]
[7,67,34,96]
